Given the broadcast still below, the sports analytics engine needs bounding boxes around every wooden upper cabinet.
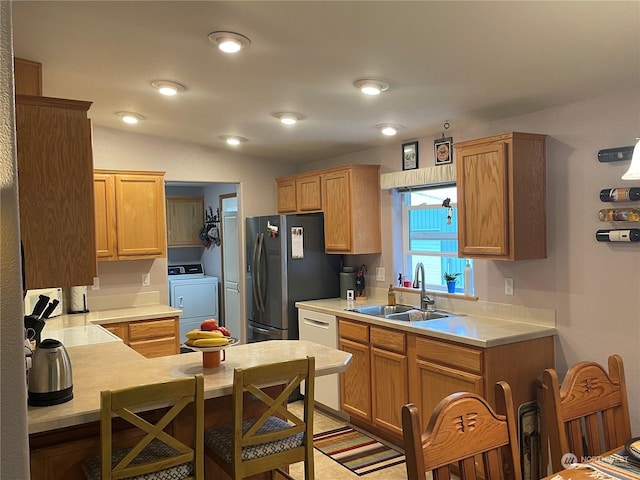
[455,132,547,261]
[166,196,204,247]
[323,165,381,254]
[276,174,322,213]
[94,170,167,261]
[296,174,322,211]
[14,58,42,96]
[16,95,96,289]
[276,178,297,213]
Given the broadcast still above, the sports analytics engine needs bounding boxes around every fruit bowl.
[182,337,239,368]
[182,337,239,353]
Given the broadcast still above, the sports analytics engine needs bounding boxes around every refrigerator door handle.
[256,232,267,312]
[252,233,265,312]
[252,325,272,334]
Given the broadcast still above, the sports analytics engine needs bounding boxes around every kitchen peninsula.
[28,340,351,479]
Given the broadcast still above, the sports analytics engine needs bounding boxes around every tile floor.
[287,401,410,480]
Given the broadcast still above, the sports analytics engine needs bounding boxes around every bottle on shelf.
[595,229,640,242]
[598,208,640,222]
[387,285,396,306]
[463,260,472,296]
[599,188,640,202]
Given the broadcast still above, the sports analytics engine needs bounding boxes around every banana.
[185,329,224,340]
[188,337,230,347]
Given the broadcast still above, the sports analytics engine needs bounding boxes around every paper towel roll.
[70,286,88,313]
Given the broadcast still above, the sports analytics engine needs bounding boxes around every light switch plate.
[142,273,151,286]
[92,277,100,290]
[376,267,385,281]
[505,278,514,295]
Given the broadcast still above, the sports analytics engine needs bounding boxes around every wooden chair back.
[206,355,314,480]
[402,381,521,480]
[100,374,204,480]
[542,354,631,473]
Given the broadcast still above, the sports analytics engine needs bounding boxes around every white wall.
[1,1,31,476]
[308,87,640,432]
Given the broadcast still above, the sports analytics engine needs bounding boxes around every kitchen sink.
[347,304,450,322]
[350,304,415,316]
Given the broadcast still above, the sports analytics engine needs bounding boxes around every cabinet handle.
[304,318,330,329]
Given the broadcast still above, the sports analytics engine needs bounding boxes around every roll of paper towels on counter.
[69,286,89,313]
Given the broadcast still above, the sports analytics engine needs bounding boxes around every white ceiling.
[11,1,640,163]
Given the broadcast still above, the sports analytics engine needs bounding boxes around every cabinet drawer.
[370,326,405,354]
[338,319,369,343]
[415,336,482,374]
[128,318,177,341]
[129,338,178,358]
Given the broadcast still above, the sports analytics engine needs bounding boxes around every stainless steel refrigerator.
[246,212,340,342]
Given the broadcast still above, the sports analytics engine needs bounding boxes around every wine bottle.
[595,229,640,242]
[600,188,640,202]
[598,208,640,222]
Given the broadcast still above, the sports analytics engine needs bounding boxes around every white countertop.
[27,340,351,434]
[296,298,556,348]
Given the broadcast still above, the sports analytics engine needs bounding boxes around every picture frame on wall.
[434,137,453,165]
[402,141,419,170]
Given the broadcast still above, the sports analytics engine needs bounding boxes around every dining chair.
[542,354,631,473]
[82,374,204,480]
[204,356,315,480]
[402,381,522,480]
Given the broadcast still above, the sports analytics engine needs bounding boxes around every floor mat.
[313,425,406,476]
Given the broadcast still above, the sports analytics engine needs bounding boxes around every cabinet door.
[94,173,117,260]
[371,347,408,435]
[296,175,322,211]
[166,196,204,247]
[114,174,166,258]
[457,141,509,257]
[103,323,128,342]
[276,179,297,213]
[339,337,371,421]
[414,359,483,432]
[16,96,97,289]
[323,170,352,252]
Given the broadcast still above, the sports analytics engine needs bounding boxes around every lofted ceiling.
[10,1,640,163]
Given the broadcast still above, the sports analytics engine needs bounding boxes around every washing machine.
[168,264,219,343]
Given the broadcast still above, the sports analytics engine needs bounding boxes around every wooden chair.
[402,381,521,480]
[204,356,315,480]
[82,374,204,480]
[542,354,631,473]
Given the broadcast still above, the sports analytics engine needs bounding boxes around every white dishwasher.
[298,308,341,412]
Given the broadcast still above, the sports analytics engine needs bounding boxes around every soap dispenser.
[387,285,396,306]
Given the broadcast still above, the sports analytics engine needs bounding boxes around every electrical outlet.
[142,273,151,286]
[92,277,100,290]
[505,277,514,295]
[376,267,385,281]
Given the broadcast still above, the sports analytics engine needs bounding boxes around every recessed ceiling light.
[219,135,248,146]
[151,80,186,96]
[208,31,251,53]
[354,79,390,96]
[273,112,304,125]
[116,112,145,124]
[376,123,403,136]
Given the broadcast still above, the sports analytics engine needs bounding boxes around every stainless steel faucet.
[413,262,435,310]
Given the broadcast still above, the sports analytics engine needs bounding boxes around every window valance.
[380,164,456,190]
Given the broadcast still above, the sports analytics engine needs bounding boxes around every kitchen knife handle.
[31,295,50,317]
[40,299,60,319]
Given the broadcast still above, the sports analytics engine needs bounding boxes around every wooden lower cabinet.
[103,317,179,358]
[339,316,554,445]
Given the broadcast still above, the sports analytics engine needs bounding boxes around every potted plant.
[443,272,461,293]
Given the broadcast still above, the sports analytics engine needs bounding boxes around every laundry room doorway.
[220,194,242,342]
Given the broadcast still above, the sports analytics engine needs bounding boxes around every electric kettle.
[28,339,73,406]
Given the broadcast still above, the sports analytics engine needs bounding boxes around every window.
[402,184,473,294]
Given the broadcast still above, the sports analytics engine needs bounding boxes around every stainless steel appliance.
[246,213,340,342]
[28,339,73,406]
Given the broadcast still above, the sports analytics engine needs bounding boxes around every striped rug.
[313,426,406,476]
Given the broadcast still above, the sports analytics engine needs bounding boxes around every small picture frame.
[434,137,453,165]
[402,141,419,170]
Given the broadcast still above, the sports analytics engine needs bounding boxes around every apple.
[200,319,219,331]
[218,326,231,337]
